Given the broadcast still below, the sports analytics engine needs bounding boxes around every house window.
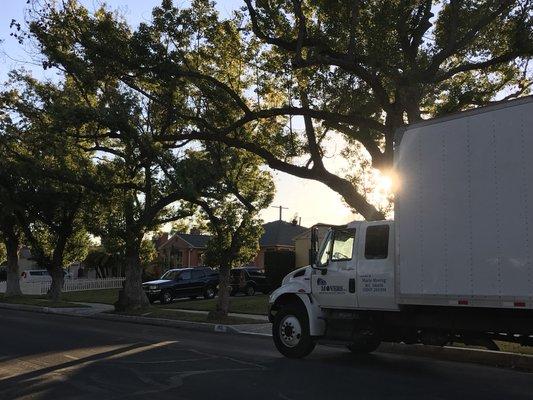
[198,252,205,266]
[170,247,183,267]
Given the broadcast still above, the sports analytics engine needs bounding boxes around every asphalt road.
[1,309,532,400]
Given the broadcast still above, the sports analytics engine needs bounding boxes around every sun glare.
[376,173,393,192]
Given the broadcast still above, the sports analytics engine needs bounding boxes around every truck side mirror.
[310,226,319,266]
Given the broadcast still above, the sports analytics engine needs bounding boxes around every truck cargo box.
[395,96,533,309]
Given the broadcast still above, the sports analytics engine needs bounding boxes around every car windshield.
[161,270,180,280]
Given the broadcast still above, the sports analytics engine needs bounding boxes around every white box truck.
[269,96,533,358]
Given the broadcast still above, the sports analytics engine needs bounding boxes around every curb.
[0,302,267,337]
[87,312,247,336]
[1,302,532,371]
[377,343,533,371]
[0,302,90,315]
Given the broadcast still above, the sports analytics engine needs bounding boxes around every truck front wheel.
[273,304,315,358]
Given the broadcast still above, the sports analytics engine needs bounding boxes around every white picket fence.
[0,277,125,295]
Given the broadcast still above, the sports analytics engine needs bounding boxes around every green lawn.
[162,294,269,315]
[54,290,268,316]
[0,294,87,308]
[61,289,119,305]
[114,308,263,325]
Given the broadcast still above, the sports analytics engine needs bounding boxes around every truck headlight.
[149,285,159,290]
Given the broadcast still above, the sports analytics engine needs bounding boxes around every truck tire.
[273,304,316,359]
[160,290,173,304]
[346,337,381,354]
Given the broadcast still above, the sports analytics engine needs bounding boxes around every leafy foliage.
[24,0,531,218]
[0,243,6,265]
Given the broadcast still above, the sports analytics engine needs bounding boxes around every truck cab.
[310,221,397,311]
[268,220,396,358]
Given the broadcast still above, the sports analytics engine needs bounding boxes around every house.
[156,220,308,270]
[158,231,211,268]
[293,224,330,268]
[18,246,38,271]
[255,220,308,268]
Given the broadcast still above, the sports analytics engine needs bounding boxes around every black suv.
[230,267,271,296]
[143,267,219,304]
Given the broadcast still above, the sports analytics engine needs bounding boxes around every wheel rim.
[206,288,214,298]
[247,287,254,296]
[163,292,171,302]
[279,315,302,348]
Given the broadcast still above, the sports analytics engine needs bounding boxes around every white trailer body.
[395,96,533,309]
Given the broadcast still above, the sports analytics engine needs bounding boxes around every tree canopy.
[24,0,531,219]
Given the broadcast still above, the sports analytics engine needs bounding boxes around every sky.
[0,0,360,228]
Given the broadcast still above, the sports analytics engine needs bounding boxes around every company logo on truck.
[316,278,345,294]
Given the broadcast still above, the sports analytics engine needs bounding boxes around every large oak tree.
[25,0,531,219]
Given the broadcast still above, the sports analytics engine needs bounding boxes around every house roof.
[259,220,308,248]
[158,220,308,250]
[178,233,212,248]
[158,233,212,250]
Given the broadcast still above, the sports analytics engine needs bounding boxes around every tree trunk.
[115,242,149,311]
[4,237,21,297]
[209,263,231,319]
[47,265,65,301]
[46,230,71,301]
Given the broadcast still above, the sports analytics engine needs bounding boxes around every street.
[0,309,532,400]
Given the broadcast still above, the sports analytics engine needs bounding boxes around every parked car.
[230,267,271,296]
[20,269,51,283]
[20,269,72,283]
[142,267,219,304]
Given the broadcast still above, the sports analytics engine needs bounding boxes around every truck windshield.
[331,229,355,261]
[317,231,333,266]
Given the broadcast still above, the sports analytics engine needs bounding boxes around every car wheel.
[272,303,315,359]
[160,290,173,304]
[245,285,256,296]
[203,287,216,299]
[346,337,381,354]
[230,288,237,296]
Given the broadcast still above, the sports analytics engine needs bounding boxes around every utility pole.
[271,205,288,221]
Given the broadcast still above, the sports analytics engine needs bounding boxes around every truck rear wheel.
[273,304,315,359]
[346,337,381,354]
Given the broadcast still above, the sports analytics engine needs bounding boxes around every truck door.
[311,228,358,309]
[356,223,397,310]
